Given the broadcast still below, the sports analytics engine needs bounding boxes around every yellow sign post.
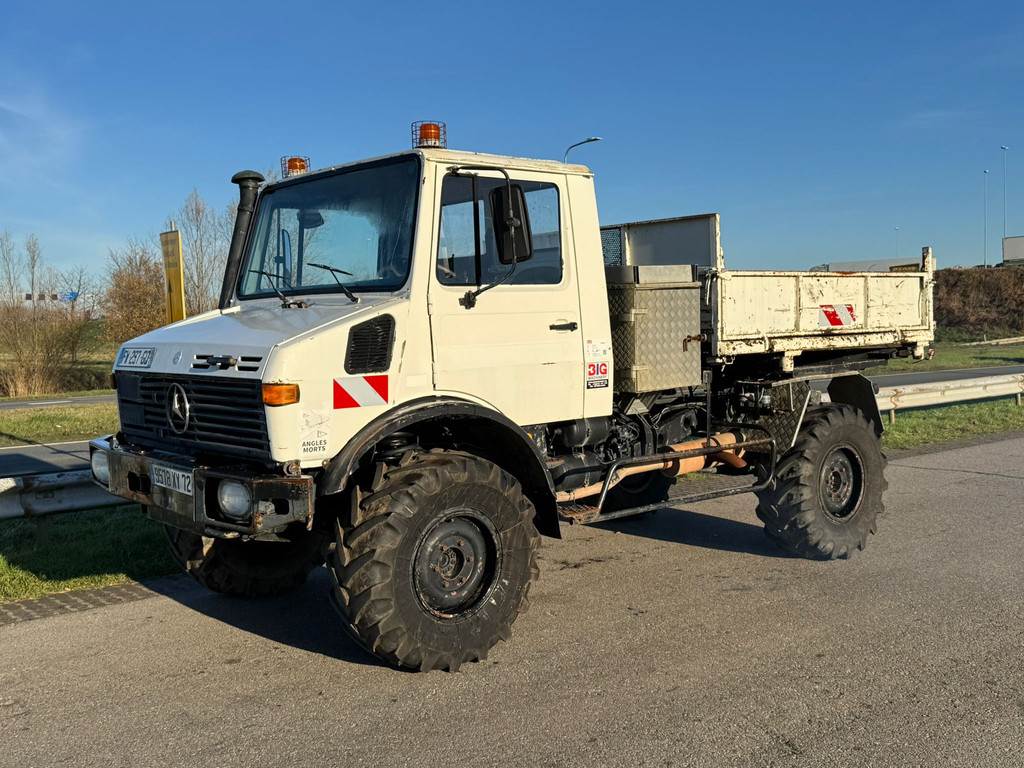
[159,228,187,324]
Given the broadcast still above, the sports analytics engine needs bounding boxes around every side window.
[437,176,561,286]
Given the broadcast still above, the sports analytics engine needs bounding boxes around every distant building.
[1004,236,1024,267]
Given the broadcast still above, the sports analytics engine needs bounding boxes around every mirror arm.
[448,164,521,310]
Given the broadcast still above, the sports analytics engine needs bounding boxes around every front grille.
[117,374,270,459]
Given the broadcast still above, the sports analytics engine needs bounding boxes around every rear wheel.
[164,525,330,597]
[755,404,886,559]
[330,449,540,671]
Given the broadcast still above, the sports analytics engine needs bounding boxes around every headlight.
[217,480,252,520]
[90,450,110,485]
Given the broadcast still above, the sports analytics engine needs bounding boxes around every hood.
[114,294,404,378]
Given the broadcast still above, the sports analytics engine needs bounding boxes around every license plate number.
[117,347,155,368]
[151,464,193,496]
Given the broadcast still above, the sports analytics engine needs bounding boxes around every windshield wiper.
[248,269,308,308]
[307,262,359,303]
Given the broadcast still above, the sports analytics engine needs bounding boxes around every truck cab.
[91,123,933,671]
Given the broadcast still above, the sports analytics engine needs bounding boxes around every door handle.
[549,321,578,332]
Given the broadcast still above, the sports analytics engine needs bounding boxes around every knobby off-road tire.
[164,525,331,597]
[755,404,887,560]
[330,449,540,672]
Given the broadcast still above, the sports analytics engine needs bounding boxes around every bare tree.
[0,233,94,396]
[59,264,100,362]
[0,230,19,306]
[175,190,231,315]
[104,238,166,344]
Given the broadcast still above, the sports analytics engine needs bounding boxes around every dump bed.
[601,214,934,382]
[707,257,934,361]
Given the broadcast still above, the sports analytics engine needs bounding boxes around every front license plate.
[151,464,194,496]
[117,347,155,368]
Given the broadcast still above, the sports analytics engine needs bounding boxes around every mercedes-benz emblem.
[166,383,191,434]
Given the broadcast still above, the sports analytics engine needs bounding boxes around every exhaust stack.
[218,170,265,310]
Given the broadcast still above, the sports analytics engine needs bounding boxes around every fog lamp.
[217,480,252,520]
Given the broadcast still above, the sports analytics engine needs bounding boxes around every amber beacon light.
[412,121,447,149]
[281,155,310,178]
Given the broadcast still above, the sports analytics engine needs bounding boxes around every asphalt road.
[0,440,91,476]
[0,393,115,411]
[2,436,1022,767]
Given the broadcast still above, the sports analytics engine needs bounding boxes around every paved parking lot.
[2,436,1023,767]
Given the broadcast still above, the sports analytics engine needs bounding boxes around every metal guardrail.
[962,335,1024,347]
[1,373,1023,520]
[0,470,122,520]
[876,373,1024,423]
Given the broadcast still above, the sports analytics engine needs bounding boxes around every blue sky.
[1,0,1022,273]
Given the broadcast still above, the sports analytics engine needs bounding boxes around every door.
[428,168,584,426]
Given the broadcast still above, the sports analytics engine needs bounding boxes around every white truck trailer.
[91,123,934,671]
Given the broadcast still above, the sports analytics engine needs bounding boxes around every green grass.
[0,506,177,602]
[872,342,1024,374]
[0,403,118,446]
[882,397,1024,450]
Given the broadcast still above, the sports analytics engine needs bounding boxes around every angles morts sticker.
[299,409,330,458]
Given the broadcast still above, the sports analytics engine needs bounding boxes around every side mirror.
[491,184,533,265]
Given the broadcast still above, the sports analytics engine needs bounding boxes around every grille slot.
[238,355,263,372]
[118,374,269,459]
[345,315,395,374]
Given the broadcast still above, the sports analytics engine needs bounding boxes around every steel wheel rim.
[413,510,498,619]
[818,444,864,521]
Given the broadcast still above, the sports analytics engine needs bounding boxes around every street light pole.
[894,226,900,260]
[984,169,990,267]
[1001,145,1009,243]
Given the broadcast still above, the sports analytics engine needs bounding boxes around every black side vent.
[345,315,395,374]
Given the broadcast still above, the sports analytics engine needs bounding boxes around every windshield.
[238,155,419,299]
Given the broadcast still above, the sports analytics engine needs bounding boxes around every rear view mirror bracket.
[447,164,532,309]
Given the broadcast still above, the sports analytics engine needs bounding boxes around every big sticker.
[585,339,611,389]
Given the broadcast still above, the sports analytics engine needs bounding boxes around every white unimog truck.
[91,123,934,671]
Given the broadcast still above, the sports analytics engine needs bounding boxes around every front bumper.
[89,436,314,539]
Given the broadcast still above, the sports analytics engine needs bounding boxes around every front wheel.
[755,404,887,559]
[330,450,540,671]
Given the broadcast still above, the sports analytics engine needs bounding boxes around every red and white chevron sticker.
[333,375,388,409]
[818,304,858,328]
